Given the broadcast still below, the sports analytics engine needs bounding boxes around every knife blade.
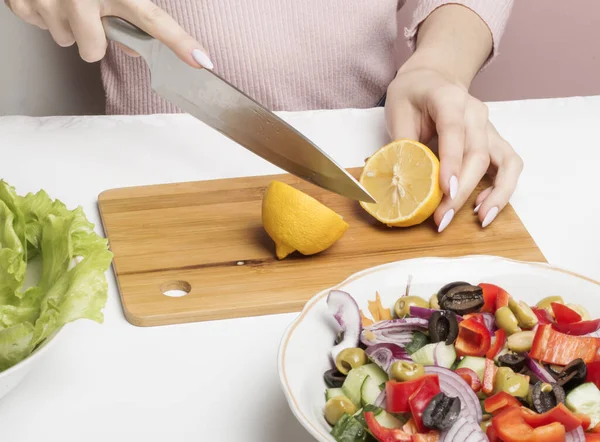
[101,16,375,203]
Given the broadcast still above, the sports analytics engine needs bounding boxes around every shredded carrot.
[368,292,393,322]
[360,310,374,327]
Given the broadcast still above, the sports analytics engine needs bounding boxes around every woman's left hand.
[385,66,523,232]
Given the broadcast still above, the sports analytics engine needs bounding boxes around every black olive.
[422,392,461,431]
[429,310,459,345]
[334,331,344,346]
[324,368,346,388]
[439,284,484,315]
[437,281,470,305]
[557,359,587,391]
[517,397,530,407]
[498,354,527,372]
[531,381,566,413]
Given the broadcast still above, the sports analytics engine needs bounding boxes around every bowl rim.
[277,255,600,441]
[0,326,63,380]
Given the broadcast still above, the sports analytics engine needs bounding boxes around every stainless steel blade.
[101,17,375,203]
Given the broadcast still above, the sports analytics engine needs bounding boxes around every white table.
[1,97,599,441]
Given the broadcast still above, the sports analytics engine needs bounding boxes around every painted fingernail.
[438,209,454,233]
[449,176,458,200]
[474,203,481,214]
[482,206,499,228]
[192,49,214,70]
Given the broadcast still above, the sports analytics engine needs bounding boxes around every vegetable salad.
[323,282,600,442]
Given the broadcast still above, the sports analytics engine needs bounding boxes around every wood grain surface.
[98,169,545,327]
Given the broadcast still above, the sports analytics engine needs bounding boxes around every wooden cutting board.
[98,169,545,327]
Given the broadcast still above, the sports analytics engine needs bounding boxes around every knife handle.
[101,16,157,61]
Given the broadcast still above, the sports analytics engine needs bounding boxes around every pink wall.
[396,0,600,101]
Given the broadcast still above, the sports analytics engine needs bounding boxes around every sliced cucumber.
[360,376,382,406]
[456,356,487,382]
[374,410,403,429]
[411,343,436,365]
[326,388,345,401]
[566,382,600,427]
[410,343,456,368]
[342,363,388,407]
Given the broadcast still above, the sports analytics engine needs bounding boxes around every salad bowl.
[277,255,600,442]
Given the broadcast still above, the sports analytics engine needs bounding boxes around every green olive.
[495,306,522,335]
[390,361,425,382]
[395,296,429,318]
[536,296,564,316]
[335,348,368,375]
[324,396,356,425]
[429,294,440,310]
[567,304,592,321]
[508,298,538,329]
[507,331,535,353]
[494,367,530,397]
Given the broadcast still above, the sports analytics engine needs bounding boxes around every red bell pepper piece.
[410,432,439,442]
[586,434,600,441]
[586,361,600,389]
[553,318,600,336]
[386,376,437,414]
[532,307,554,325]
[455,367,481,392]
[530,324,600,365]
[486,425,501,442]
[484,391,523,415]
[589,422,600,433]
[551,302,582,324]
[408,375,441,433]
[478,283,499,313]
[520,404,583,432]
[455,317,492,357]
[487,329,507,359]
[483,358,497,395]
[492,407,566,442]
[577,413,591,430]
[364,411,412,441]
[496,289,511,311]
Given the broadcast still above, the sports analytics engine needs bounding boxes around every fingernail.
[474,203,481,214]
[192,49,214,70]
[482,206,499,228]
[438,209,454,233]
[449,176,458,200]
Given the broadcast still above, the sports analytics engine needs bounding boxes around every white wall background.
[0,6,104,116]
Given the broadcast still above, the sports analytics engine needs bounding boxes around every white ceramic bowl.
[278,255,600,442]
[0,329,62,401]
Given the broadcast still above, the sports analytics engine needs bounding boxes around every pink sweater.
[100,0,513,115]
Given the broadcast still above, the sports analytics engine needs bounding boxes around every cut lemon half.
[359,139,443,227]
[262,181,349,259]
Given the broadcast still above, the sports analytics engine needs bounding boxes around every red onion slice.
[361,318,429,346]
[566,426,586,442]
[525,353,556,383]
[365,343,411,374]
[424,366,482,422]
[327,290,361,364]
[409,306,464,321]
[480,312,498,333]
[440,416,487,442]
[374,389,386,408]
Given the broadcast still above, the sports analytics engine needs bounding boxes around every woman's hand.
[385,67,523,232]
[385,3,522,232]
[4,0,213,68]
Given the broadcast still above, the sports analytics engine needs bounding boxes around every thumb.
[385,102,421,142]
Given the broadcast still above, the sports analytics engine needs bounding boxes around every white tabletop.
[1,96,600,441]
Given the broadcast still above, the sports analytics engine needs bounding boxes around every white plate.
[277,255,600,442]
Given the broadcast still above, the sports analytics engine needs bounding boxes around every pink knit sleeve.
[404,0,514,69]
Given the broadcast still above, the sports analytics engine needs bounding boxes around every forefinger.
[105,0,213,69]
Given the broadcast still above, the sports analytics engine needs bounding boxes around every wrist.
[397,48,472,90]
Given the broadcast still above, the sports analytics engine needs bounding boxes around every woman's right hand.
[4,0,214,69]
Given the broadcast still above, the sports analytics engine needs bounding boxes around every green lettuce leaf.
[0,180,112,371]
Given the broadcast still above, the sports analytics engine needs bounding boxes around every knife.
[101,16,375,203]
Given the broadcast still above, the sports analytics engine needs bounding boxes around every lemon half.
[262,181,349,259]
[359,139,443,227]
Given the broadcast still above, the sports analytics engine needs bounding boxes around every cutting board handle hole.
[161,280,192,298]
